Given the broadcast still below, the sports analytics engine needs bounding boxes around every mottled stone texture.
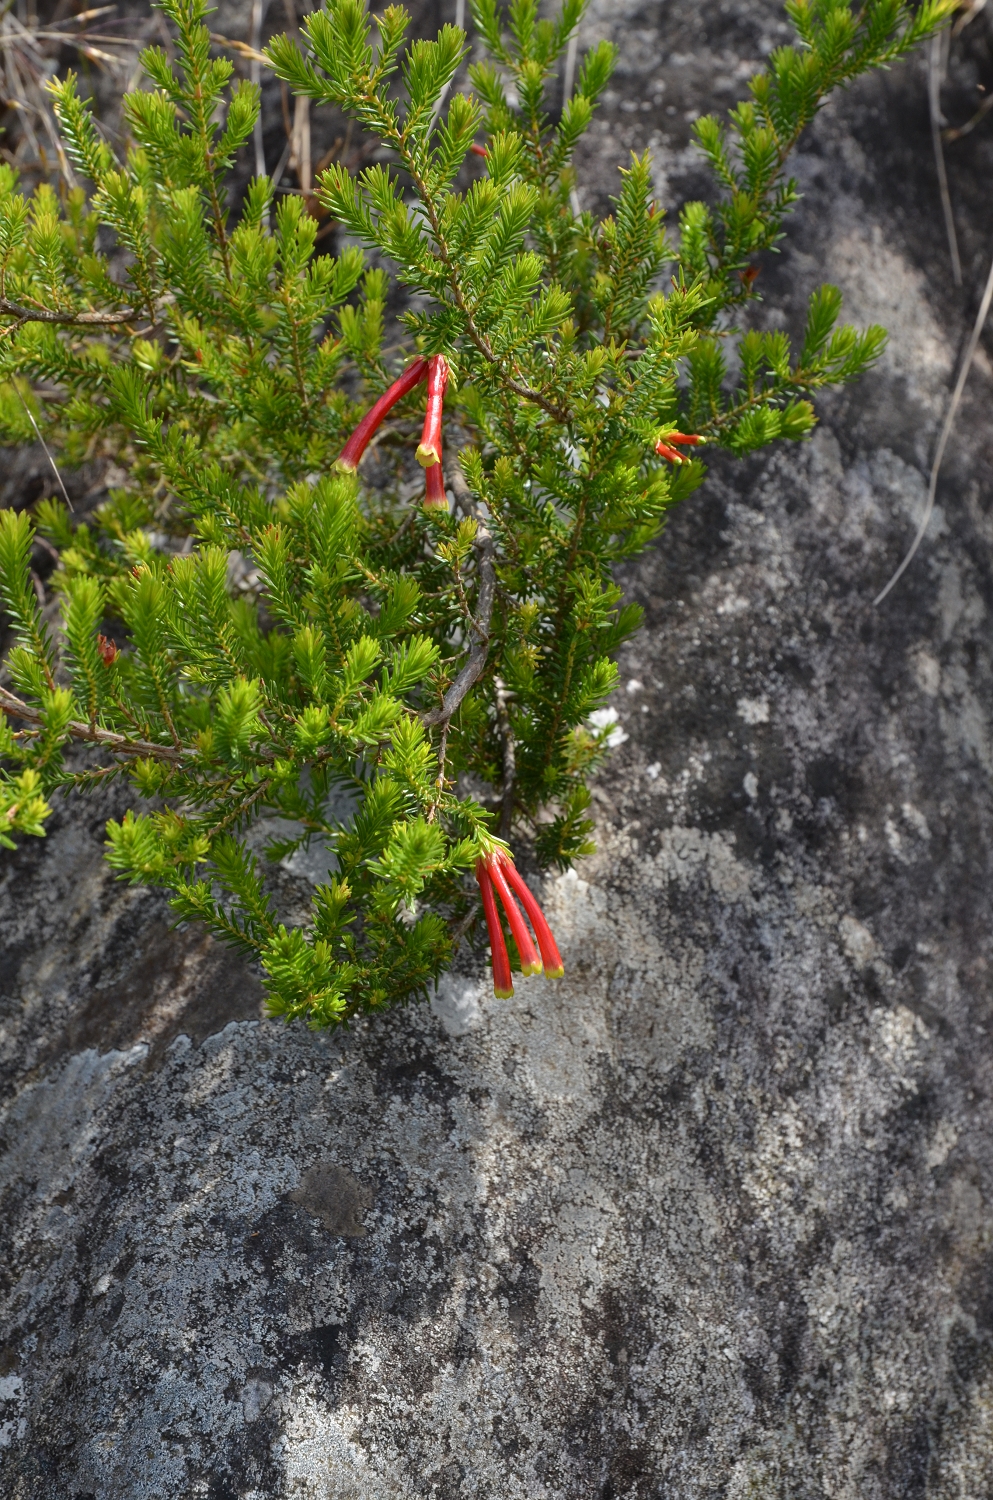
[4,1,993,1495]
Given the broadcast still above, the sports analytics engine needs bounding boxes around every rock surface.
[4,1,993,1496]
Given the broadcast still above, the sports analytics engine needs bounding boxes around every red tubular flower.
[655,431,705,464]
[335,357,429,473]
[487,857,542,977]
[474,845,565,997]
[416,354,449,469]
[477,859,514,998]
[495,853,564,979]
[424,459,447,510]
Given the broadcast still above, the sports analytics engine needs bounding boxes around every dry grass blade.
[953,0,989,36]
[210,32,268,67]
[249,0,270,179]
[943,91,993,141]
[874,248,993,605]
[429,0,466,131]
[929,30,962,286]
[0,2,137,187]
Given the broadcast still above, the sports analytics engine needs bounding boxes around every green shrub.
[0,0,954,1024]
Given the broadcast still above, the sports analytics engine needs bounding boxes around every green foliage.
[0,0,952,1024]
[685,0,956,300]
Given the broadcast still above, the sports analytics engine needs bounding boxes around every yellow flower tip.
[415,443,441,468]
[544,965,565,980]
[524,960,543,977]
[494,984,514,999]
[422,496,448,510]
[334,457,357,473]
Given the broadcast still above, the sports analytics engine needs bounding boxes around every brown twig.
[493,674,515,838]
[421,462,496,729]
[427,719,449,822]
[450,904,479,945]
[0,685,188,763]
[0,297,141,325]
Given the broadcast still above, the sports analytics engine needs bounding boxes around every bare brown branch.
[421,463,496,729]
[0,298,141,326]
[0,685,188,763]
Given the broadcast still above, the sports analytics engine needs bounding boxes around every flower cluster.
[336,353,451,509]
[475,844,564,999]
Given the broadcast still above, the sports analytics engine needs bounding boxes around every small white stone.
[909,647,940,697]
[737,696,770,725]
[839,915,876,968]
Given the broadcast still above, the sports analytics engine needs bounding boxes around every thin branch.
[427,718,449,822]
[0,297,141,325]
[494,674,515,838]
[449,904,478,945]
[421,462,496,728]
[875,242,993,605]
[0,685,188,763]
[387,116,570,422]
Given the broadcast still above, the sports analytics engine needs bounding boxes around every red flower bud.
[469,142,488,158]
[416,355,448,469]
[96,634,118,666]
[335,357,429,473]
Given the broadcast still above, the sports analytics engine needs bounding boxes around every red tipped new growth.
[477,860,513,999]
[655,431,704,464]
[475,848,564,996]
[424,461,447,510]
[335,357,429,472]
[495,853,564,979]
[416,355,449,468]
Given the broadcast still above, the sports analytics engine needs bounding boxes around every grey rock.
[3,1,993,1496]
